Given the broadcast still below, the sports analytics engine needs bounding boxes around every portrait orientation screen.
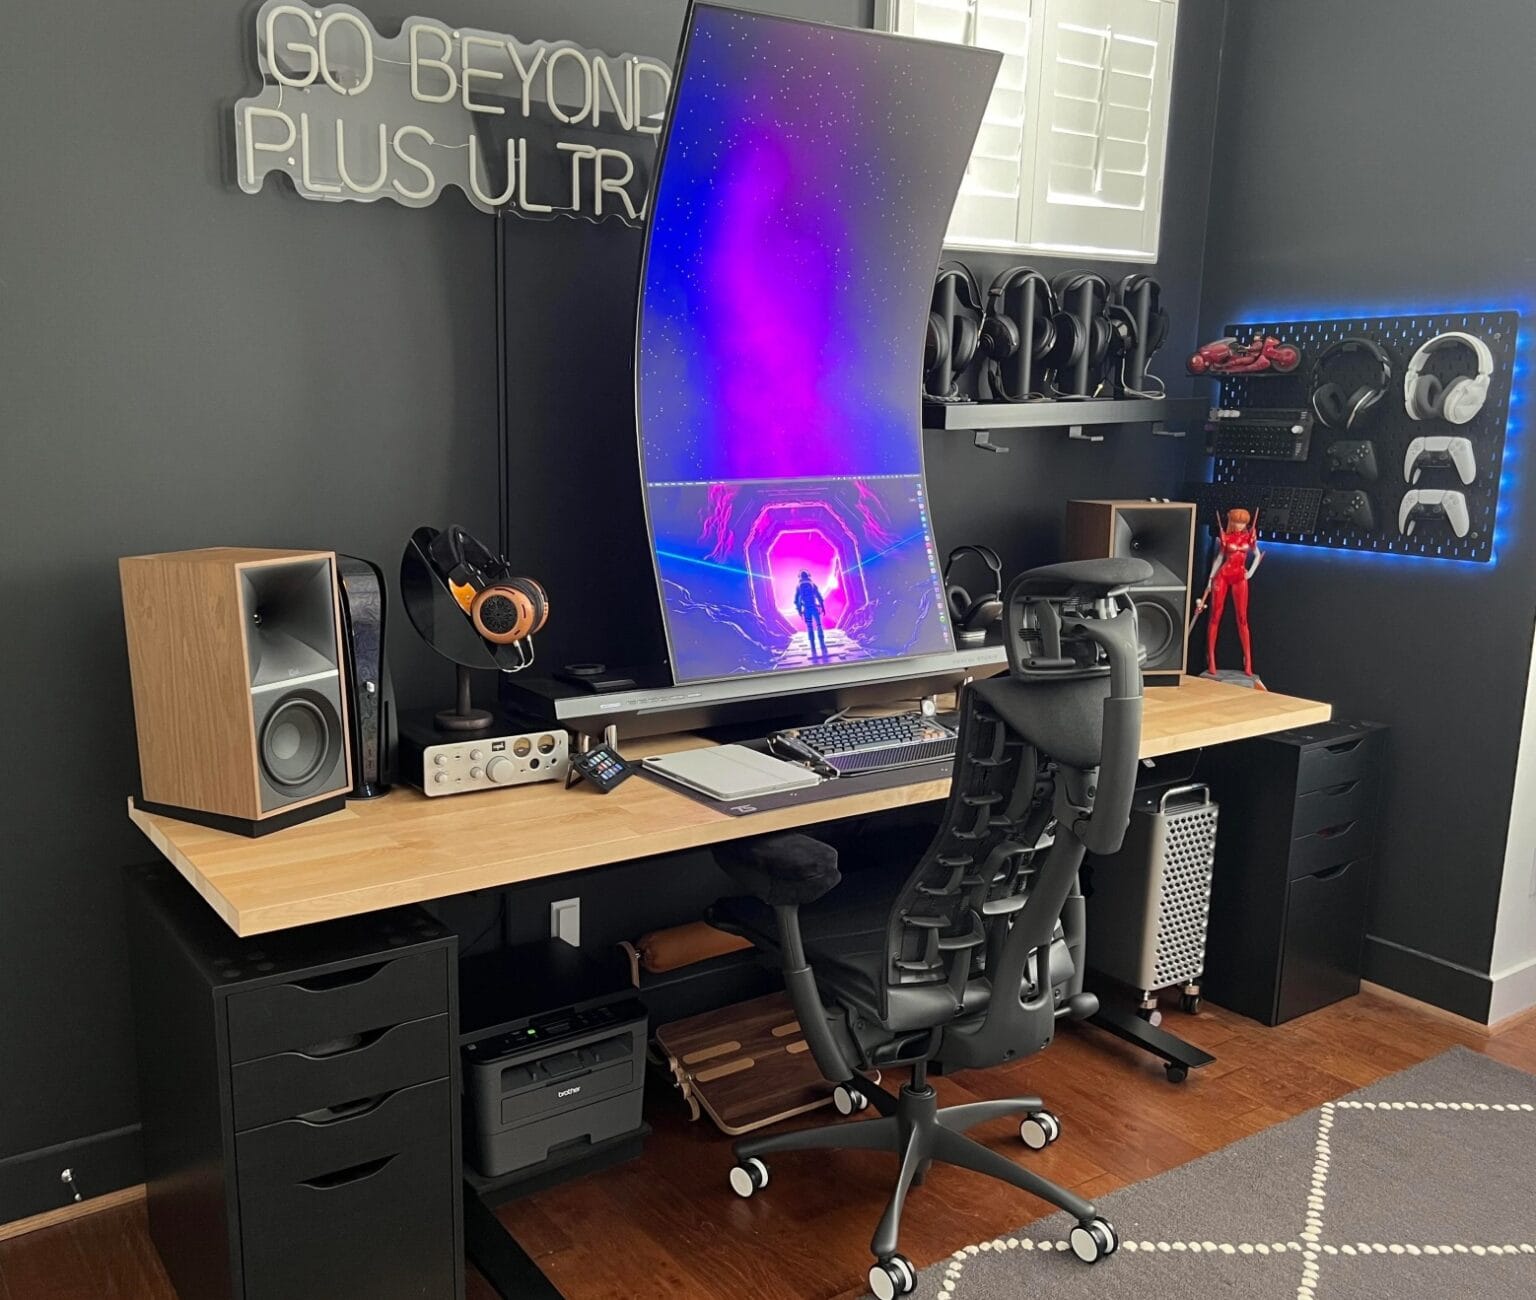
[636,5,999,683]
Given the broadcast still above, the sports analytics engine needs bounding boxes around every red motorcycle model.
[1187,334,1302,376]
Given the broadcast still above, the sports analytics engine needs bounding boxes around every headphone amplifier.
[399,712,570,797]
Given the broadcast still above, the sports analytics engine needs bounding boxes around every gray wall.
[0,0,1220,1219]
[1198,0,1536,1019]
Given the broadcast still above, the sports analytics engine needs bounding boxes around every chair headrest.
[1010,558,1153,599]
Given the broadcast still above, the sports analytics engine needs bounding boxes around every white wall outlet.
[551,898,580,947]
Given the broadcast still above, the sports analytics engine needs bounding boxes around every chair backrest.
[875,560,1148,1060]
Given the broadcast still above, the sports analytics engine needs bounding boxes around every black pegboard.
[1192,310,1519,563]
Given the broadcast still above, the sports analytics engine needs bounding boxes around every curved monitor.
[636,5,1000,685]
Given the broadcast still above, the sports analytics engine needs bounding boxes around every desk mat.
[638,752,953,817]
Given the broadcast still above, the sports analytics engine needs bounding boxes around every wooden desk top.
[127,676,1330,937]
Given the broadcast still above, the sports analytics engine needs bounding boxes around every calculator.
[567,743,635,793]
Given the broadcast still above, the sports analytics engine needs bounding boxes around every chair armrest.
[714,832,840,907]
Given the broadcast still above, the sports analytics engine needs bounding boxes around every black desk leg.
[463,1184,564,1299]
[1084,1004,1216,1084]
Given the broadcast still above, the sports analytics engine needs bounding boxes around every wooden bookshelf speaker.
[119,548,353,835]
[1065,500,1196,687]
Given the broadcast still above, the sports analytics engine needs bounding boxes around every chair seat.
[709,866,987,1034]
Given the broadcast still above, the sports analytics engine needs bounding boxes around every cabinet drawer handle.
[1323,739,1363,755]
[297,1026,388,1060]
[294,961,388,993]
[1314,820,1357,839]
[1311,861,1355,882]
[300,1154,396,1190]
[295,1091,395,1126]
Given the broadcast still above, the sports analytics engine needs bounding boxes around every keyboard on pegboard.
[1204,407,1313,461]
[1187,483,1324,534]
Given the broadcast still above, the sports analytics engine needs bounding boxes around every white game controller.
[1404,435,1477,485]
[1399,488,1471,538]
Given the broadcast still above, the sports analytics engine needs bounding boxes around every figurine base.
[1200,669,1267,692]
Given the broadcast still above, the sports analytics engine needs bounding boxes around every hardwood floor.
[6,991,1534,1300]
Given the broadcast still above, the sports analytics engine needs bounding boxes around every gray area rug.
[899,1048,1536,1299]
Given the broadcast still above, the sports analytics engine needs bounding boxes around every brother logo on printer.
[557,1086,582,1099]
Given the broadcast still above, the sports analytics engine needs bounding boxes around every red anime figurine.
[1191,507,1265,688]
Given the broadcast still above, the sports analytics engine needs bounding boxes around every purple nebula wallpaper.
[635,6,999,683]
[649,476,953,678]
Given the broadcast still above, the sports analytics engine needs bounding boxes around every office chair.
[707,558,1151,1299]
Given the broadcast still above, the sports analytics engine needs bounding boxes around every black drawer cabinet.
[1202,721,1387,1025]
[126,864,463,1300]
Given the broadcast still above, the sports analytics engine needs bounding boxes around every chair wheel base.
[834,1084,870,1116]
[1019,1110,1061,1150]
[1069,1217,1118,1264]
[869,1254,915,1298]
[728,1157,769,1198]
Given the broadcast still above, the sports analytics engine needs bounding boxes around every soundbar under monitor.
[635,5,1001,688]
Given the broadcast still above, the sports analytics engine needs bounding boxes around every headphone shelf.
[922,395,1206,432]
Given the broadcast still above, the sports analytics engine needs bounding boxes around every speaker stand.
[437,663,494,732]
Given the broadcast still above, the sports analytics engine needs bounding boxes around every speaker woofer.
[260,691,342,789]
[1131,596,1178,667]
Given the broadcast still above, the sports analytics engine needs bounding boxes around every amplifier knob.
[486,756,515,785]
[470,767,484,780]
[433,772,449,785]
[470,749,484,762]
[433,754,448,767]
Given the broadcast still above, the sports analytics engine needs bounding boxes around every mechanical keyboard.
[774,712,957,776]
[1204,407,1313,461]
[1187,482,1324,534]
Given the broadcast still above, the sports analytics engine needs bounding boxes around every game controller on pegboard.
[1186,310,1520,563]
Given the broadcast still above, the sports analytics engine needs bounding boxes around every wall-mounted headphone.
[924,262,986,399]
[1309,336,1394,431]
[978,267,1055,401]
[944,544,1004,644]
[1045,271,1112,395]
[427,525,549,647]
[1106,274,1170,397]
[1404,331,1494,425]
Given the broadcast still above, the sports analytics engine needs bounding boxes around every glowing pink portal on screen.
[742,500,868,634]
[767,530,847,627]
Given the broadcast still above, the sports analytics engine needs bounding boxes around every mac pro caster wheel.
[1019,1110,1062,1150]
[1180,992,1202,1015]
[868,1254,916,1299]
[1069,1217,1119,1264]
[1136,1005,1164,1027]
[1165,1064,1189,1084]
[834,1084,871,1115]
[728,1158,769,1198]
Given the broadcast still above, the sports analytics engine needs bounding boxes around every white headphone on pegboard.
[1404,331,1494,425]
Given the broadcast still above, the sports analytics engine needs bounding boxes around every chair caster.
[868,1253,916,1299]
[1165,1064,1189,1084]
[728,1157,769,1198]
[1069,1217,1118,1264]
[1019,1109,1062,1150]
[834,1084,871,1116]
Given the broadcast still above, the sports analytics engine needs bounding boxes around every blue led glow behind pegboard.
[1187,304,1525,568]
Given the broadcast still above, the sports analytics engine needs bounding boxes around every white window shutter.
[880,0,1176,260]
[1020,0,1177,258]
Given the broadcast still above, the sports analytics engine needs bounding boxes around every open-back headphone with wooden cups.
[427,525,548,646]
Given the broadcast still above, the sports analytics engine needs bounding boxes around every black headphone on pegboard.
[1309,336,1395,431]
[944,544,1004,644]
[1106,274,1170,397]
[978,266,1056,401]
[923,262,986,400]
[1044,271,1113,395]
